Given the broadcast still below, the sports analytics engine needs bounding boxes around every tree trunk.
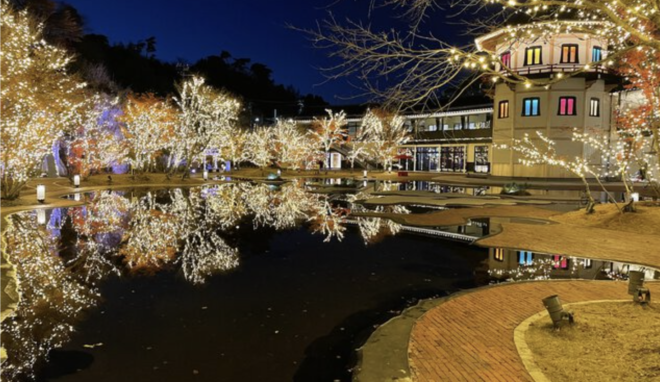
[1,177,26,200]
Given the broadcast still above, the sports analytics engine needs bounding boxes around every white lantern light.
[37,209,46,225]
[363,170,368,178]
[73,175,80,188]
[74,193,81,202]
[191,168,196,174]
[36,184,46,203]
[631,192,640,202]
[203,170,209,181]
[277,169,281,176]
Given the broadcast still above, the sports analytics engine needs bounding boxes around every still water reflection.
[0,181,654,381]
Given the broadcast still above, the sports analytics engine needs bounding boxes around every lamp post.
[73,175,80,188]
[36,184,46,203]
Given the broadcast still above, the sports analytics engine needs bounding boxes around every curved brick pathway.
[409,280,660,382]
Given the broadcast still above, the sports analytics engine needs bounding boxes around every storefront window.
[440,146,465,172]
[415,147,439,171]
[474,146,489,173]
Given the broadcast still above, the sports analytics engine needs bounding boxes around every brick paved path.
[409,280,660,382]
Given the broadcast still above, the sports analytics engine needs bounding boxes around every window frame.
[524,46,543,66]
[498,100,510,119]
[558,96,578,116]
[522,97,541,117]
[560,44,580,64]
[589,98,600,117]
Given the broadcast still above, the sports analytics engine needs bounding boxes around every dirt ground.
[552,202,660,236]
[526,302,660,382]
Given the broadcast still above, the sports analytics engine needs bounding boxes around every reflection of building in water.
[487,248,660,281]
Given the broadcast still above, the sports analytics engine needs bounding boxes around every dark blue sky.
[66,0,466,104]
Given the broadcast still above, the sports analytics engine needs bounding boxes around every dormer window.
[524,46,542,66]
[592,46,603,62]
[500,51,511,68]
[560,44,579,63]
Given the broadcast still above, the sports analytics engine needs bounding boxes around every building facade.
[475,21,619,179]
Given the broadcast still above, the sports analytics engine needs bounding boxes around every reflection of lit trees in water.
[308,200,348,242]
[119,192,182,270]
[345,191,410,244]
[70,191,131,236]
[180,230,239,285]
[1,182,364,377]
[1,215,99,381]
[205,183,250,228]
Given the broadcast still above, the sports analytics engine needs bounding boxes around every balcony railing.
[502,63,609,77]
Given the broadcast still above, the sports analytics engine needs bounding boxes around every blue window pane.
[525,101,531,115]
[532,100,538,115]
[592,47,602,62]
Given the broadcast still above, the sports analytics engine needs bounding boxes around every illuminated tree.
[345,139,368,171]
[66,94,127,179]
[271,119,314,170]
[614,48,660,192]
[173,75,241,178]
[220,127,249,171]
[118,92,177,175]
[310,109,348,169]
[1,3,86,199]
[245,126,275,171]
[359,109,410,171]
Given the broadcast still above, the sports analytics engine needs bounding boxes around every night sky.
[65,0,468,104]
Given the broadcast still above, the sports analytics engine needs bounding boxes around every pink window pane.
[559,98,567,114]
[567,98,575,115]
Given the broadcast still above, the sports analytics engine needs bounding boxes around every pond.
[1,181,654,382]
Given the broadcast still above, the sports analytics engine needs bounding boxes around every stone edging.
[513,299,630,382]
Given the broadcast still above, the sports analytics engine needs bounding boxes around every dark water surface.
[41,229,485,382]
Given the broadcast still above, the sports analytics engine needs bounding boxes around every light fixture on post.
[277,169,282,176]
[203,170,208,181]
[37,209,46,225]
[363,170,368,179]
[36,184,46,203]
[631,192,640,202]
[74,193,81,202]
[73,175,80,188]
[542,295,574,329]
